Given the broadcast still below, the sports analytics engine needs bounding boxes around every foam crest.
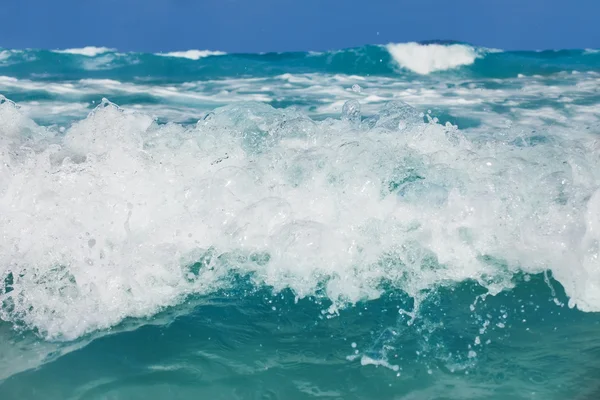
[157,50,227,60]
[1,98,599,342]
[53,47,115,57]
[0,50,12,62]
[386,42,479,74]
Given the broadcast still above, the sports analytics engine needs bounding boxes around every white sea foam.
[18,101,90,121]
[0,76,271,107]
[0,50,24,66]
[0,97,599,344]
[53,47,115,57]
[0,50,12,62]
[80,54,118,71]
[156,50,226,60]
[359,355,400,372]
[386,43,479,74]
[2,70,599,128]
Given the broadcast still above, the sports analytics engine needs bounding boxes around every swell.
[0,45,599,82]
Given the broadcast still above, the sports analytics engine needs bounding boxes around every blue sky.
[1,0,598,52]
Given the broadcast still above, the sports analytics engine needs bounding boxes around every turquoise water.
[1,42,600,399]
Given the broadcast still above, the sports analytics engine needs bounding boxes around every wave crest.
[156,50,227,60]
[53,47,116,57]
[386,42,480,74]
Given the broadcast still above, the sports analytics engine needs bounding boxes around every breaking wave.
[1,96,599,345]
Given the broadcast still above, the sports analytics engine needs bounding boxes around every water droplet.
[352,84,362,93]
[342,100,361,124]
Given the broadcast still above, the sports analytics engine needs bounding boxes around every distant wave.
[53,47,116,57]
[385,42,480,74]
[156,50,227,60]
[1,43,598,81]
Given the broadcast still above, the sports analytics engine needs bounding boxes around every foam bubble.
[359,355,400,372]
[156,50,227,60]
[386,42,479,74]
[0,97,599,343]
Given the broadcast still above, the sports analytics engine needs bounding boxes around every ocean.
[0,42,600,399]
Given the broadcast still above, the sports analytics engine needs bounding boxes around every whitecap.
[53,46,115,57]
[156,50,227,60]
[386,42,480,74]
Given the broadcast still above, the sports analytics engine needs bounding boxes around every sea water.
[0,42,600,399]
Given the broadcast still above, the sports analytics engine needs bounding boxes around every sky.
[0,0,598,53]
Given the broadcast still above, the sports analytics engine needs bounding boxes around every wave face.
[1,42,600,399]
